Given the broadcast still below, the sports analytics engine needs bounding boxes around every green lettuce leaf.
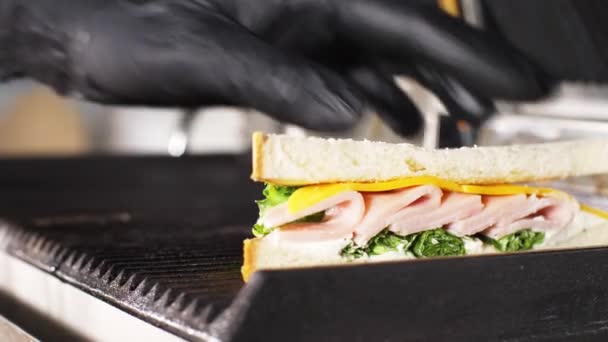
[256,184,298,217]
[252,184,325,237]
[484,229,545,252]
[252,223,274,238]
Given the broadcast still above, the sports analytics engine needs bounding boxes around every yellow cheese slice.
[287,177,608,219]
[580,204,608,220]
[287,177,575,214]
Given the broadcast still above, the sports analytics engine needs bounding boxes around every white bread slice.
[251,132,608,185]
[242,211,608,281]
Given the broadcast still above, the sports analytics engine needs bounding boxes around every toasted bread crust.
[241,238,257,282]
[250,132,267,183]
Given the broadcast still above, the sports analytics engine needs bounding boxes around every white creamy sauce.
[463,237,485,254]
[368,251,414,262]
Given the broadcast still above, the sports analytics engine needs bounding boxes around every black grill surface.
[4,157,608,342]
[0,156,261,341]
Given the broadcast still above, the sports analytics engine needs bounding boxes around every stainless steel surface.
[478,113,608,146]
[481,84,608,145]
[497,83,608,121]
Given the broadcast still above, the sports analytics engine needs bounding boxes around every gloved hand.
[0,0,549,136]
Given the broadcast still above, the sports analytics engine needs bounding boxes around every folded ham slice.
[389,192,484,236]
[446,194,577,239]
[446,195,530,237]
[261,191,365,242]
[352,185,443,245]
[482,196,577,239]
[260,185,578,246]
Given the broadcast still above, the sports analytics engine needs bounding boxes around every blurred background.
[0,78,435,157]
[5,76,608,155]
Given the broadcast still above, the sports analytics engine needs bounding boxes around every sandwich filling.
[252,177,608,260]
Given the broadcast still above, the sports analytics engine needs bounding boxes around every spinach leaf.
[367,229,413,255]
[340,242,367,260]
[411,228,465,257]
[341,228,466,260]
[340,229,414,260]
[485,229,545,252]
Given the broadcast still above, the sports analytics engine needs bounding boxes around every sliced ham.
[260,190,362,228]
[482,196,577,239]
[446,194,530,237]
[352,185,443,245]
[447,194,577,239]
[262,191,365,242]
[389,192,484,237]
[260,184,578,246]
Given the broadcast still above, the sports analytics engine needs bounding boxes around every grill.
[3,156,608,341]
[2,220,250,339]
[0,156,259,341]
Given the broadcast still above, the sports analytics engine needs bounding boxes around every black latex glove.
[0,0,549,135]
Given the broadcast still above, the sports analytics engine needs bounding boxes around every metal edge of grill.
[0,219,247,342]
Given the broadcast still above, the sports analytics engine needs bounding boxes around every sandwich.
[242,132,608,281]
